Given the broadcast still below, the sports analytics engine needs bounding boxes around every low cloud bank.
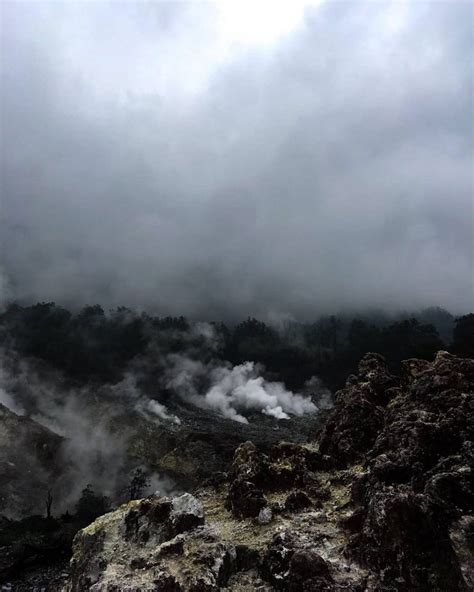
[2,2,472,317]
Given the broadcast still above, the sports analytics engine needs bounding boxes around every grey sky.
[1,1,473,319]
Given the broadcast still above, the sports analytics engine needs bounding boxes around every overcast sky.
[1,0,473,320]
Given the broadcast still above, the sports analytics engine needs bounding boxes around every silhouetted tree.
[417,307,454,343]
[451,314,474,357]
[124,468,150,500]
[348,320,380,354]
[45,489,53,519]
[329,315,342,353]
[380,319,443,366]
[75,484,110,524]
[0,301,470,395]
[230,318,280,362]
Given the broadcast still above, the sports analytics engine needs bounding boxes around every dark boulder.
[284,490,312,512]
[288,550,334,592]
[349,487,467,591]
[227,479,267,519]
[318,353,396,466]
[261,532,334,591]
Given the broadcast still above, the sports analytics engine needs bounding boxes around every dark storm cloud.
[1,1,472,319]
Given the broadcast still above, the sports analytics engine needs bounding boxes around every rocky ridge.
[66,352,474,591]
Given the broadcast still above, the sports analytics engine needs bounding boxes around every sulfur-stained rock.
[68,493,210,591]
[260,532,336,591]
[156,537,185,557]
[169,492,205,534]
[401,358,431,384]
[234,545,261,571]
[229,441,266,484]
[153,571,182,591]
[258,506,273,525]
[227,478,267,519]
[450,515,474,590]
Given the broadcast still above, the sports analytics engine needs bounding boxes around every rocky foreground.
[66,352,473,591]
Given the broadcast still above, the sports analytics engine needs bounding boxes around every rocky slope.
[125,400,324,489]
[0,374,326,519]
[0,378,328,588]
[64,351,474,591]
[0,403,63,518]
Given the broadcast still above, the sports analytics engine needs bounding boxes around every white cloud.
[1,1,472,317]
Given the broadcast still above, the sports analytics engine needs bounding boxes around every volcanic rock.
[66,352,474,591]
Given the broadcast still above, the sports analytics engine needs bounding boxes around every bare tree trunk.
[46,489,53,519]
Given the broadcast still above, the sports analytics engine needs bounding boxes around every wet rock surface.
[61,352,473,590]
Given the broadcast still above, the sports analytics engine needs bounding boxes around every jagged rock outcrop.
[66,455,365,591]
[318,353,397,465]
[66,352,474,591]
[68,493,222,591]
[339,351,474,591]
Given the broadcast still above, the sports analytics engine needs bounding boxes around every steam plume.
[164,354,319,424]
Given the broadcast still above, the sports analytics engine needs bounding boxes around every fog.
[0,348,176,514]
[1,1,472,319]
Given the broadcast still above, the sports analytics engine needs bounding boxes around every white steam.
[112,373,181,424]
[205,362,317,424]
[30,395,131,510]
[144,399,181,424]
[164,355,319,424]
[303,375,334,410]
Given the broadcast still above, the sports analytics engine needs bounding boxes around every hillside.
[64,351,473,591]
[0,404,63,518]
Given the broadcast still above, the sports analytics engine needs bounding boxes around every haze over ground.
[1,0,473,319]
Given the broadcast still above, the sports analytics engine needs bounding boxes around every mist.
[0,348,177,516]
[1,1,473,318]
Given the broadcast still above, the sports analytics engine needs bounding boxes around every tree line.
[0,302,472,391]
